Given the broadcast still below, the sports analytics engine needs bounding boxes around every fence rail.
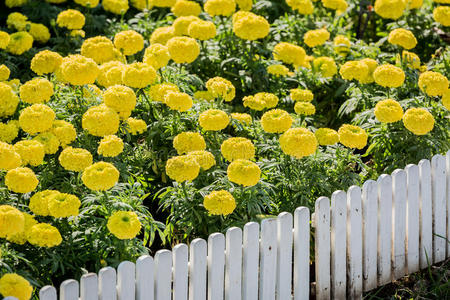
[4,151,450,300]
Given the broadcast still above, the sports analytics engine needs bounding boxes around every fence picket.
[431,155,447,263]
[392,169,407,279]
[118,261,136,300]
[189,238,207,300]
[80,273,97,300]
[405,164,420,274]
[225,227,243,300]
[362,180,378,291]
[60,279,79,300]
[276,212,293,300]
[39,286,57,300]
[259,218,277,300]
[99,267,117,300]
[447,150,450,258]
[136,255,154,300]
[208,233,225,300]
[174,244,189,300]
[315,196,331,300]
[293,207,310,300]
[347,186,363,299]
[419,159,433,269]
[377,174,392,285]
[154,250,172,300]
[330,190,347,299]
[242,222,259,300]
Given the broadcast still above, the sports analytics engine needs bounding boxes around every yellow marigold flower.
[194,90,215,101]
[33,132,60,154]
[97,61,125,87]
[60,55,99,86]
[46,0,67,4]
[48,193,80,218]
[315,128,339,146]
[153,0,176,6]
[125,118,147,135]
[388,28,417,49]
[322,0,348,13]
[373,64,405,88]
[231,113,252,125]
[204,0,236,16]
[286,0,314,14]
[6,31,33,55]
[70,29,85,38]
[0,83,19,118]
[143,44,171,70]
[188,20,216,40]
[227,159,260,187]
[107,211,141,239]
[103,85,136,117]
[172,0,202,16]
[294,102,316,115]
[114,30,144,56]
[339,60,369,82]
[29,190,60,216]
[5,167,39,193]
[173,132,206,155]
[149,83,179,102]
[122,62,157,88]
[56,9,85,30]
[433,6,450,27]
[167,36,200,64]
[221,137,255,161]
[242,95,264,111]
[187,150,216,170]
[6,12,28,31]
[150,26,176,45]
[441,89,450,110]
[206,77,236,102]
[290,89,313,102]
[203,190,236,216]
[6,0,27,9]
[255,92,279,108]
[74,0,99,7]
[400,51,420,69]
[232,12,270,41]
[81,36,116,64]
[0,142,21,171]
[173,16,200,36]
[304,28,330,47]
[59,147,93,172]
[0,64,10,81]
[6,212,37,245]
[103,0,129,14]
[164,91,193,112]
[313,57,337,78]
[334,35,351,56]
[374,99,403,123]
[267,64,289,76]
[52,120,77,147]
[199,109,230,131]
[19,78,53,104]
[165,155,200,182]
[82,105,120,137]
[236,0,252,10]
[27,223,62,247]
[418,71,448,97]
[98,135,124,157]
[279,127,317,158]
[338,124,368,149]
[30,50,63,75]
[261,109,293,133]
[13,140,45,166]
[0,120,19,143]
[374,0,406,20]
[408,0,422,8]
[0,273,32,300]
[28,23,50,44]
[19,104,55,135]
[402,108,434,135]
[82,161,120,191]
[0,205,25,238]
[359,58,378,84]
[0,31,10,49]
[273,42,306,66]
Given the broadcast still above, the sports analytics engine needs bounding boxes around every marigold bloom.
[103,85,136,116]
[261,109,293,133]
[187,150,216,170]
[13,140,45,166]
[290,89,313,102]
[97,61,125,87]
[30,50,63,75]
[359,58,378,84]
[173,16,200,36]
[149,83,179,102]
[273,42,306,66]
[188,20,217,40]
[150,26,175,45]
[286,0,314,14]
[231,113,252,125]
[153,0,176,6]
[199,109,230,131]
[0,120,19,144]
[334,35,351,56]
[0,31,10,49]
[203,190,236,216]
[339,61,369,82]
[6,31,33,55]
[204,0,236,16]
[114,30,144,56]
[0,273,33,300]
[304,28,330,47]
[28,23,50,44]
[236,0,252,10]
[82,105,120,137]
[402,108,434,135]
[52,120,77,147]
[227,159,261,187]
[315,128,339,146]
[338,124,368,149]
[33,132,60,154]
[29,190,60,216]
[60,55,99,85]
[0,83,19,118]
[221,137,255,161]
[6,212,37,245]
[125,118,147,135]
[164,91,193,112]
[0,142,21,170]
[267,64,289,76]
[59,147,93,172]
[418,71,448,96]
[233,12,270,41]
[388,28,417,49]
[374,99,403,123]
[442,90,450,110]
[173,132,206,155]
[0,205,25,238]
[107,211,141,239]
[172,0,202,16]
[27,223,62,248]
[280,127,317,158]
[143,44,171,70]
[103,0,129,14]
[313,57,337,78]
[56,9,85,30]
[165,155,200,182]
[373,64,405,88]
[82,161,120,191]
[0,64,10,81]
[19,104,55,135]
[206,77,236,102]
[20,78,53,104]
[98,135,124,157]
[433,6,450,27]
[5,167,39,194]
[294,102,316,115]
[48,193,81,218]
[81,36,116,64]
[374,0,406,20]
[167,36,200,64]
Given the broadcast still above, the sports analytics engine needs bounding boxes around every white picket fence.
[4,151,450,300]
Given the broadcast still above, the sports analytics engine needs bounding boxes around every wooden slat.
[118,261,136,300]
[80,273,98,300]
[447,150,450,258]
[315,196,331,300]
[431,155,447,263]
[362,180,378,291]
[39,286,57,300]
[208,233,225,300]
[60,279,79,300]
[136,255,154,300]
[392,169,407,279]
[377,174,392,284]
[419,159,433,269]
[189,238,207,300]
[276,212,293,300]
[242,222,259,300]
[99,267,117,300]
[225,227,243,300]
[155,250,172,300]
[347,186,363,298]
[174,244,189,300]
[406,164,420,273]
[330,190,347,299]
[259,218,277,300]
[293,207,310,300]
